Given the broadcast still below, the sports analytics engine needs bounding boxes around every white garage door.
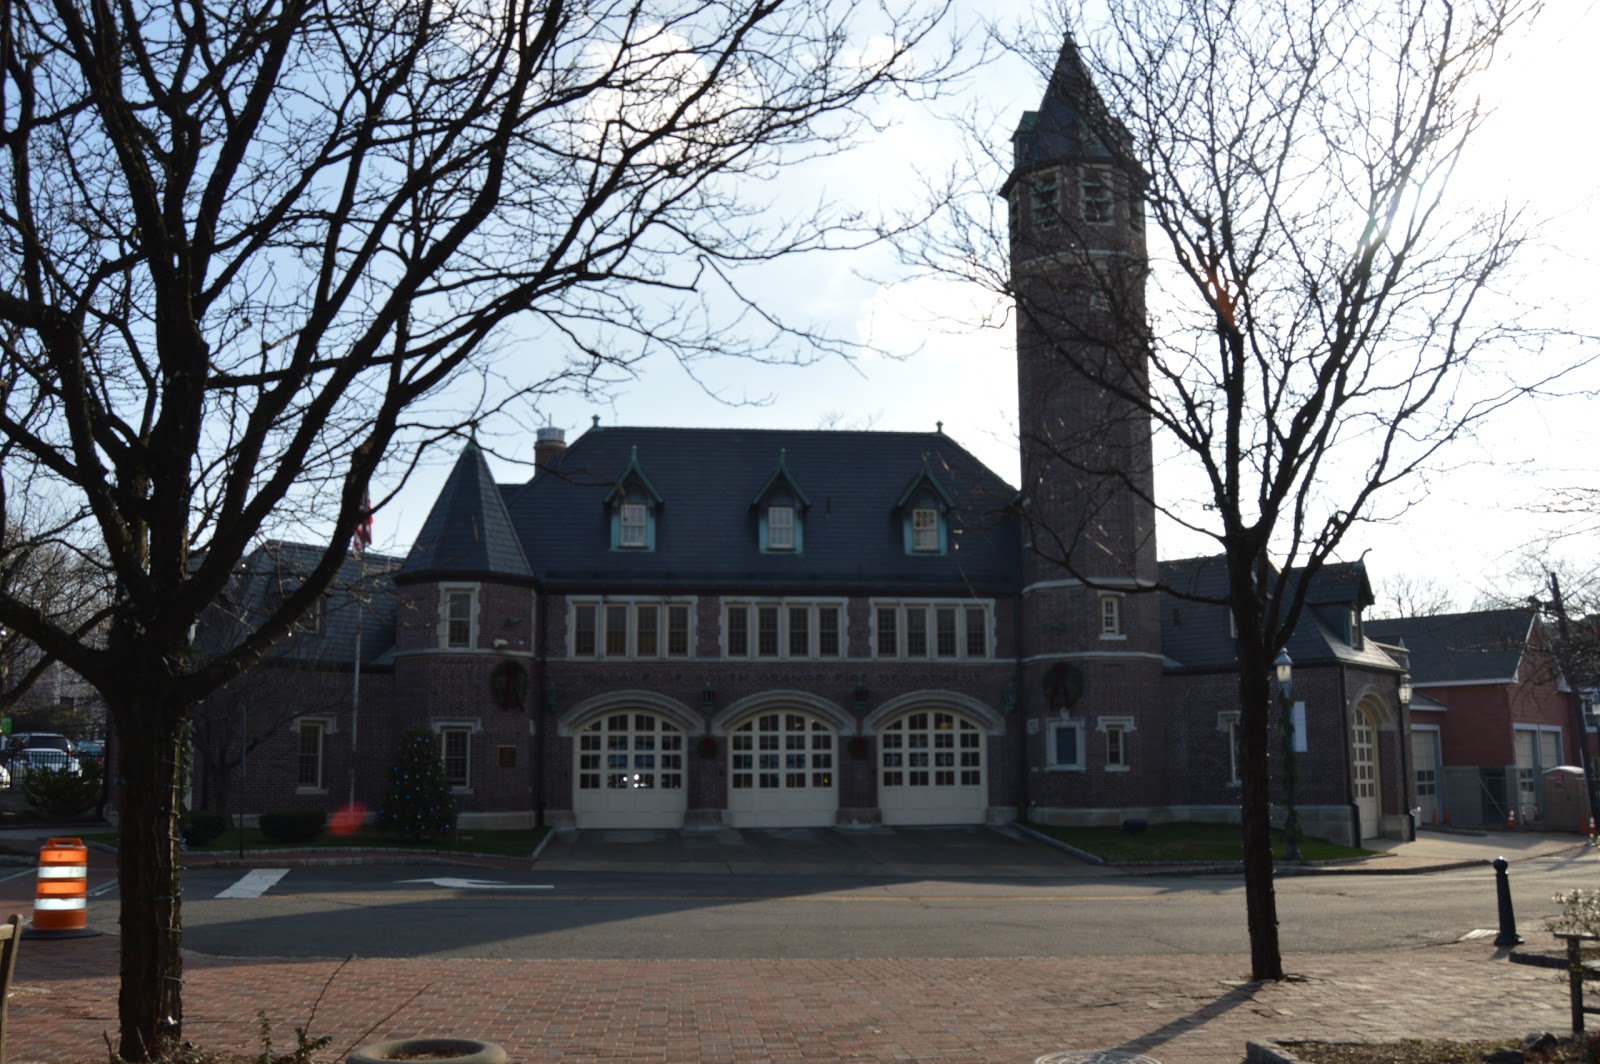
[878,710,986,826]
[574,712,688,829]
[728,711,838,827]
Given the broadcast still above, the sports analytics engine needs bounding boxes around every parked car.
[75,740,105,768]
[6,748,80,779]
[3,733,74,759]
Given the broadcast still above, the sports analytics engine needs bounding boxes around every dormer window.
[768,505,795,551]
[604,446,663,552]
[620,502,648,548]
[752,450,809,555]
[895,463,954,557]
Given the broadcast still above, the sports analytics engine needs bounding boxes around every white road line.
[216,868,290,899]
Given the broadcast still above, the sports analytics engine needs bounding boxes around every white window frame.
[911,508,940,552]
[619,501,648,548]
[722,599,846,660]
[432,719,481,793]
[1096,715,1135,771]
[441,584,478,649]
[871,599,993,660]
[1047,719,1084,771]
[767,505,795,551]
[1099,593,1123,638]
[295,716,335,793]
[569,598,695,660]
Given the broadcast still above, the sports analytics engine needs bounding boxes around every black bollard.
[1493,856,1522,947]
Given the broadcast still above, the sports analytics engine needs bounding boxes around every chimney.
[534,427,567,477]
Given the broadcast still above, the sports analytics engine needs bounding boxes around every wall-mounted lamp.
[545,680,558,714]
[853,683,869,714]
[701,681,716,714]
[1003,681,1017,716]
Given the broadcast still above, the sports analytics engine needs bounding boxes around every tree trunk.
[113,688,188,1060]
[1229,551,1284,982]
[1235,656,1283,980]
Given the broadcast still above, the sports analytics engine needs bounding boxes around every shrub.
[182,810,229,847]
[378,726,456,840]
[258,808,327,844]
[21,759,100,818]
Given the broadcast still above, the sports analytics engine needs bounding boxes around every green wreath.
[1041,662,1084,711]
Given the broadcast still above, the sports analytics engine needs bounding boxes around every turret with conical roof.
[400,441,532,581]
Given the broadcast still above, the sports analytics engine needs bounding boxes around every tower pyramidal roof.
[401,440,532,579]
[1002,34,1129,194]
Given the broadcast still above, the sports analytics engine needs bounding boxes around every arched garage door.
[574,712,688,829]
[878,709,986,825]
[728,711,837,828]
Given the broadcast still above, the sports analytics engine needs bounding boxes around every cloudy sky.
[371,1,1600,612]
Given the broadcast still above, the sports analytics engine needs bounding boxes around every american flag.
[352,494,373,556]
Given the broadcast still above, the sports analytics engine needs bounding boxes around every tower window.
[1082,169,1113,224]
[1031,176,1059,229]
[1100,594,1123,637]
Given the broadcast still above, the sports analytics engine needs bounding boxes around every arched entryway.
[876,708,986,825]
[726,709,838,828]
[572,710,689,829]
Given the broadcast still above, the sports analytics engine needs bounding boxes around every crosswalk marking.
[217,868,289,899]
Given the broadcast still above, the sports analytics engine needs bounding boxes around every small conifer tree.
[378,726,456,840]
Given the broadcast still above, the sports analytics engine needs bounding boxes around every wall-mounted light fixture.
[853,684,869,714]
[701,681,716,714]
[545,680,558,714]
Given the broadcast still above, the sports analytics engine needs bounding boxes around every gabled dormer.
[603,446,664,551]
[895,462,956,556]
[750,449,810,554]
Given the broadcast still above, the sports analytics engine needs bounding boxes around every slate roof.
[502,426,1020,594]
[1159,554,1394,672]
[1365,609,1537,684]
[197,541,401,667]
[1001,35,1128,195]
[401,441,532,581]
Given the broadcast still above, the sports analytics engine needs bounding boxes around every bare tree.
[0,0,950,1054]
[909,0,1582,979]
[1373,574,1460,620]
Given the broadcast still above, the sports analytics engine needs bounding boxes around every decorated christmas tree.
[378,726,457,840]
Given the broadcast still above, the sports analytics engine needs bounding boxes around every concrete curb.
[1245,1039,1311,1063]
[1011,823,1104,865]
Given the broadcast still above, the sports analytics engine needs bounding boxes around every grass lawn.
[81,826,548,858]
[1024,820,1376,863]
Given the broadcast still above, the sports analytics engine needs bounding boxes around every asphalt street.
[167,853,1591,960]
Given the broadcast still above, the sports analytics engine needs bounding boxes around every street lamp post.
[1275,649,1302,863]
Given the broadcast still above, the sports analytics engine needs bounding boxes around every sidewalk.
[1,827,1592,1064]
[4,935,1575,1064]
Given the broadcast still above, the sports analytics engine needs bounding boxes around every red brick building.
[190,37,1411,847]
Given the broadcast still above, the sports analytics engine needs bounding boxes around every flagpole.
[350,550,361,810]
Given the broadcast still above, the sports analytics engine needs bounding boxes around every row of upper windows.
[614,498,946,556]
[1018,165,1142,233]
[433,585,1118,653]
[561,597,995,661]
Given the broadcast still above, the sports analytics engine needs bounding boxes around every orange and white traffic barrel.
[26,837,98,938]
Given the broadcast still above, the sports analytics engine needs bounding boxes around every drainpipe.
[1014,592,1029,818]
[532,585,548,828]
